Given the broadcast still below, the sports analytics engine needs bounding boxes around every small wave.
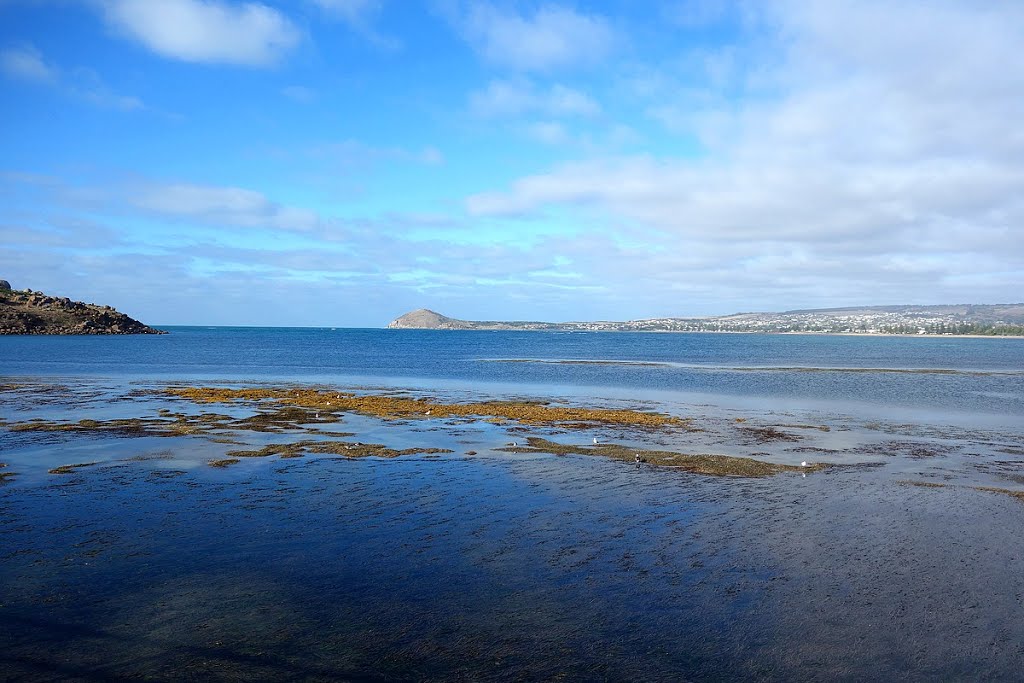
[479,358,1022,376]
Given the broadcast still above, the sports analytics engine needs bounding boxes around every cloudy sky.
[2,1,1022,326]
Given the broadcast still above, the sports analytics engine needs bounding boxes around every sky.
[1,0,1022,327]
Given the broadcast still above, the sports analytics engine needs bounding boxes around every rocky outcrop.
[0,285,165,335]
[387,309,471,329]
[386,309,556,330]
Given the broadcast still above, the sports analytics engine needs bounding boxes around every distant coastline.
[387,306,1024,337]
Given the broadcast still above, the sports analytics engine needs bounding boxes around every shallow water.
[3,327,1024,415]
[2,330,1024,680]
[3,427,1023,680]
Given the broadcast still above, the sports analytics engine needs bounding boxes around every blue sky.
[2,0,1022,326]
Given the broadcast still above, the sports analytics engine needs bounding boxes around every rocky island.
[0,280,165,335]
[389,305,1024,336]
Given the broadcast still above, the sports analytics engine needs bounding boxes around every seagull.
[593,437,599,444]
[800,461,808,467]
[425,410,432,415]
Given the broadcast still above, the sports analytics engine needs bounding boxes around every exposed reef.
[23,381,1021,486]
[48,462,100,475]
[226,441,455,459]
[501,437,824,477]
[164,386,689,428]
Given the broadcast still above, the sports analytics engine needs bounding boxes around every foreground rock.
[0,282,165,335]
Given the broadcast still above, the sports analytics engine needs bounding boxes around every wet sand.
[2,379,1023,680]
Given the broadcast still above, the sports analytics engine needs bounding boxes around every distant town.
[389,304,1024,336]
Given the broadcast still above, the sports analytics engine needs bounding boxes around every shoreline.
[385,327,1024,338]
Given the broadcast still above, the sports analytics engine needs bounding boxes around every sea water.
[3,327,1023,414]
[2,329,1024,680]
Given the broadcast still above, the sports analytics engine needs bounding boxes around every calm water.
[2,329,1024,681]
[3,327,1024,416]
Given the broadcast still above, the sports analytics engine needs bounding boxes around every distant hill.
[0,281,165,335]
[387,304,1024,336]
[387,309,468,329]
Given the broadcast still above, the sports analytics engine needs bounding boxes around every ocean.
[2,329,1023,680]
[4,326,1024,413]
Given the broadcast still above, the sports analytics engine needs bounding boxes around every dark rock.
[0,284,165,336]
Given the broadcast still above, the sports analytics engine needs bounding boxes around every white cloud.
[662,0,731,28]
[311,0,398,49]
[67,67,145,110]
[0,44,57,83]
[469,79,600,118]
[524,121,569,146]
[100,0,302,66]
[451,3,615,71]
[463,0,1024,307]
[130,182,320,231]
[0,44,144,110]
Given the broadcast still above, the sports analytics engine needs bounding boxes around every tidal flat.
[2,378,1024,680]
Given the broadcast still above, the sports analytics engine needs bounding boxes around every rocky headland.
[0,280,165,335]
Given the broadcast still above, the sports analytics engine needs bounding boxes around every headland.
[0,280,164,335]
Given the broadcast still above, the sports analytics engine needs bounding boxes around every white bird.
[593,437,599,444]
[800,461,808,467]
[425,409,431,415]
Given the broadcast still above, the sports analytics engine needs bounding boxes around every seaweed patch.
[498,437,825,477]
[164,386,689,429]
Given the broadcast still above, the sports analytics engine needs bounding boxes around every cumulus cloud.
[100,0,302,66]
[463,0,1024,308]
[448,3,615,71]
